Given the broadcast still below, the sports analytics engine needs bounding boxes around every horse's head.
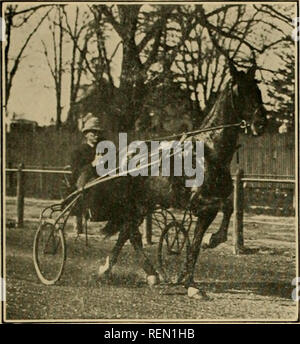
[230,63,267,136]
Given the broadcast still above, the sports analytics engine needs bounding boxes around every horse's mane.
[200,80,231,130]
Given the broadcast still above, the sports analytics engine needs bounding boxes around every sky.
[3,2,297,126]
[4,3,123,125]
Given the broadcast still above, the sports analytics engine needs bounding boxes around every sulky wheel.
[157,221,190,284]
[33,221,66,285]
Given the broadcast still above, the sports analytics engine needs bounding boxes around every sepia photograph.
[1,1,299,323]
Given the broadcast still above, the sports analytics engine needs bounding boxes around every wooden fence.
[231,131,295,177]
[5,127,295,214]
[6,128,295,178]
[5,166,295,254]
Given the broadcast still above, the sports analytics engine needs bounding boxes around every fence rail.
[237,177,295,183]
[6,168,72,174]
[6,167,295,181]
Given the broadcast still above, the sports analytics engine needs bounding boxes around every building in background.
[5,113,39,133]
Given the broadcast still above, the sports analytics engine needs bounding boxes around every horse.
[84,63,267,299]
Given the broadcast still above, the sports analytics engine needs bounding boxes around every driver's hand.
[91,153,102,167]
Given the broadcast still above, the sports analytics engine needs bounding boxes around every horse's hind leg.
[203,196,233,249]
[129,226,158,286]
[98,225,130,279]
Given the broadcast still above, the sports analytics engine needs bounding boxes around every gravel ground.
[3,198,298,322]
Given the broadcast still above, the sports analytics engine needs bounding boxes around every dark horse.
[84,63,267,299]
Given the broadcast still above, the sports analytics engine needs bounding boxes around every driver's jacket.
[70,143,98,189]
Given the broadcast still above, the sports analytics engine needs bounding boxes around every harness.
[229,79,262,135]
[62,81,261,207]
[144,120,249,143]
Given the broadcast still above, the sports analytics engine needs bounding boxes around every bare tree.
[167,4,294,126]
[29,3,294,131]
[41,6,64,128]
[4,4,53,106]
[88,4,178,131]
[61,6,91,126]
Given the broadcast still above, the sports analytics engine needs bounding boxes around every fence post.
[7,162,13,195]
[293,185,296,211]
[40,163,45,198]
[16,163,25,227]
[143,213,152,245]
[233,168,244,254]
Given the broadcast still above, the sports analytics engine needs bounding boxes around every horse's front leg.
[184,205,219,299]
[203,196,233,249]
[129,225,159,287]
[98,224,129,279]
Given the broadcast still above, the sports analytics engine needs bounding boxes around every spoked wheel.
[157,221,190,284]
[33,221,66,285]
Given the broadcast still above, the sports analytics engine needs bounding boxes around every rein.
[144,120,250,142]
[62,121,250,204]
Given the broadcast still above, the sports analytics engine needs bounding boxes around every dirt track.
[4,198,298,321]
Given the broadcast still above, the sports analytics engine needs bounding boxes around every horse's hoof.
[98,256,110,278]
[187,287,209,300]
[147,275,159,287]
[202,233,213,249]
[202,233,226,249]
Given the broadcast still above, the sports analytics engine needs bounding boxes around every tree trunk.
[5,9,13,105]
[56,89,62,128]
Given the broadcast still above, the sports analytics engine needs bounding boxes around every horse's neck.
[197,83,239,165]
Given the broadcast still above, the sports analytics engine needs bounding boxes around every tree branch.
[258,5,294,27]
[100,5,124,39]
[137,18,163,53]
[204,5,241,18]
[11,4,54,16]
[41,40,55,80]
[6,7,52,102]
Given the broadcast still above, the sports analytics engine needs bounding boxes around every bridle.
[229,78,262,135]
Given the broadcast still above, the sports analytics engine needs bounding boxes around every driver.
[70,113,106,234]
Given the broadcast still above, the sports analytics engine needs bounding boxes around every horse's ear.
[229,61,238,77]
[247,65,256,79]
